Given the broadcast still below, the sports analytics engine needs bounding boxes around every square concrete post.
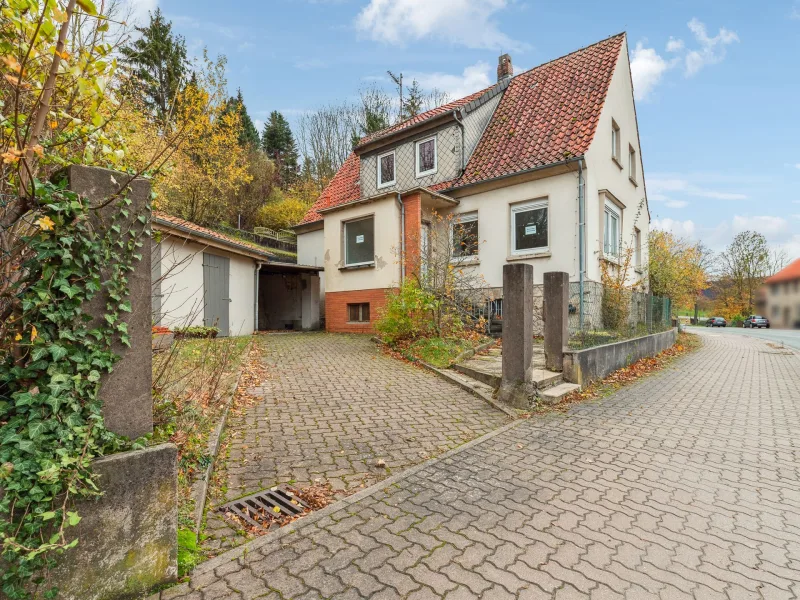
[56,166,153,439]
[543,271,569,371]
[498,263,534,408]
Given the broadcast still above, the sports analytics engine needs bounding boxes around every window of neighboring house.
[772,305,780,318]
[604,203,620,258]
[415,136,437,177]
[451,212,479,259]
[634,227,642,268]
[344,216,375,266]
[771,285,779,296]
[377,150,396,188]
[629,145,637,184]
[611,120,621,163]
[511,200,549,254]
[347,303,370,323]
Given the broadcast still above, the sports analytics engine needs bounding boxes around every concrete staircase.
[452,344,580,406]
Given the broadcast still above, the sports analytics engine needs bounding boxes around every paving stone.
[162,331,800,600]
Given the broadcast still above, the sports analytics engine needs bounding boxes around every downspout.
[395,193,405,282]
[453,109,466,174]
[254,263,260,332]
[577,161,585,332]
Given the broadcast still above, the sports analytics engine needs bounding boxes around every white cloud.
[355,0,527,51]
[665,200,689,209]
[666,37,684,52]
[630,42,674,101]
[732,215,790,237]
[120,0,157,25]
[648,176,747,200]
[791,3,800,19]
[410,61,492,100]
[652,218,696,239]
[684,18,739,76]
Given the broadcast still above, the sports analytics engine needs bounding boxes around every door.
[203,253,230,336]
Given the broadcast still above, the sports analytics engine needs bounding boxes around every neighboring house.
[763,259,800,328]
[295,33,649,333]
[152,212,322,336]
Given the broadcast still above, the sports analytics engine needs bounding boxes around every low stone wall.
[562,328,678,387]
[45,444,178,600]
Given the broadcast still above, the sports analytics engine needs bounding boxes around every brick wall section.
[325,288,391,333]
[402,192,422,278]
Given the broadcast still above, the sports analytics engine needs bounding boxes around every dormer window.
[377,150,395,188]
[415,136,437,178]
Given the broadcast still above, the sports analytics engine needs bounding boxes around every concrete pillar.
[544,271,569,371]
[498,263,534,408]
[56,166,153,439]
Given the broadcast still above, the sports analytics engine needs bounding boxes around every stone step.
[538,382,581,405]
[443,369,498,398]
[453,362,502,389]
[529,369,562,389]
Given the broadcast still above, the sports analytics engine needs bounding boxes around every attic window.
[611,119,621,163]
[377,150,396,188]
[415,136,437,177]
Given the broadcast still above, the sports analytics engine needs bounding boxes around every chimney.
[497,53,513,82]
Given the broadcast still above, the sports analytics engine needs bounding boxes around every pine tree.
[120,8,189,123]
[261,111,299,188]
[224,89,260,148]
[401,79,424,120]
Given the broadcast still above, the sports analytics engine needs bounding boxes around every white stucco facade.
[322,198,402,293]
[297,227,326,312]
[155,236,256,335]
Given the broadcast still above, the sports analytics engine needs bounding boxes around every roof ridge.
[511,32,626,79]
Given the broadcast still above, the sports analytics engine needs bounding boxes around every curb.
[191,339,254,538]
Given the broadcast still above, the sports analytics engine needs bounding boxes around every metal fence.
[568,281,672,349]
[213,223,297,254]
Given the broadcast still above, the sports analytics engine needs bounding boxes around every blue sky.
[127,0,800,258]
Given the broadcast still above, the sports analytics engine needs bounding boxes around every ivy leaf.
[87,370,100,383]
[40,511,57,521]
[18,440,36,454]
[49,344,68,361]
[67,511,82,526]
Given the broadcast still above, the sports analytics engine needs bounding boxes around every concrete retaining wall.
[562,328,677,387]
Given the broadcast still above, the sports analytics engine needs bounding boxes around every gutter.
[441,156,585,195]
[578,161,585,331]
[395,193,405,282]
[453,109,466,174]
[254,262,259,332]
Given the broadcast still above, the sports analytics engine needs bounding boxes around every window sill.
[612,156,623,170]
[629,176,638,187]
[339,262,375,271]
[603,254,621,265]
[450,257,480,266]
[347,321,370,325]
[506,252,551,261]
[635,267,643,274]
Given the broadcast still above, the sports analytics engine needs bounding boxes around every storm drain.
[218,485,308,531]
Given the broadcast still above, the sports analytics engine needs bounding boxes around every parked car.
[706,317,727,327]
[743,315,770,328]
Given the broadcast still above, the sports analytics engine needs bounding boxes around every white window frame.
[628,145,637,183]
[376,149,396,189]
[634,227,642,269]
[415,136,438,178]
[604,202,621,259]
[510,199,549,255]
[343,215,375,267]
[611,119,621,162]
[450,211,479,261]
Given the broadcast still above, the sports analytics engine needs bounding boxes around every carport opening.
[257,265,321,331]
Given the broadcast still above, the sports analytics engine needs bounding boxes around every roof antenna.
[387,70,403,122]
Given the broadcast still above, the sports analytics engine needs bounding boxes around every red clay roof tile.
[765,258,800,284]
[299,34,625,225]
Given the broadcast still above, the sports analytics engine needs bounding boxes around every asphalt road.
[693,323,800,350]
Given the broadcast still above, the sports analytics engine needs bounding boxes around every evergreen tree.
[401,79,424,120]
[224,89,260,148]
[120,8,189,123]
[261,111,299,188]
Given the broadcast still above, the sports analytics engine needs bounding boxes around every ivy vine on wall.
[0,181,148,598]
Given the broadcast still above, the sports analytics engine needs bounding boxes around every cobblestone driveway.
[204,333,510,552]
[166,330,800,599]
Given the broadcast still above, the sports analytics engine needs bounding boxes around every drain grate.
[218,485,308,531]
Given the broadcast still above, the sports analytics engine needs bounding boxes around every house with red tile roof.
[763,258,800,328]
[295,33,649,333]
[153,212,322,335]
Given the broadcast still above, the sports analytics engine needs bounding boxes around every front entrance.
[203,252,230,336]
